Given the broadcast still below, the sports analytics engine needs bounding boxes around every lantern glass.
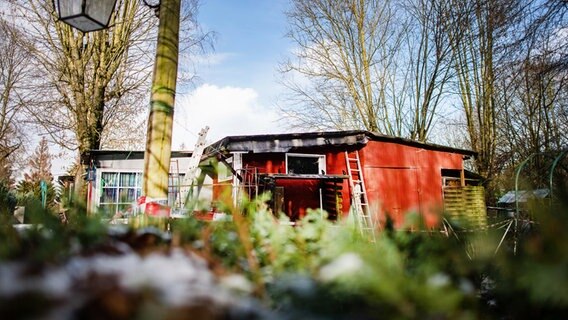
[55,0,118,32]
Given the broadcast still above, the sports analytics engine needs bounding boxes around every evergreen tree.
[16,137,56,210]
[0,157,17,221]
[0,157,14,187]
[0,181,17,220]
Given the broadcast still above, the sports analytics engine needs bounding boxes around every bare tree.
[280,0,566,199]
[441,0,518,179]
[0,17,31,182]
[400,0,454,142]
[280,0,455,142]
[499,59,567,156]
[280,0,408,134]
[494,0,568,187]
[5,0,212,197]
[14,0,154,154]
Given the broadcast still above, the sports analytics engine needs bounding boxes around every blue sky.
[171,0,292,148]
[197,0,290,96]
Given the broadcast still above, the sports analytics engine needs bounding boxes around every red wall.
[276,179,322,220]
[242,153,285,174]
[361,141,463,227]
[241,151,349,220]
[231,143,465,227]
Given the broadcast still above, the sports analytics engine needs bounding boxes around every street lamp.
[55,0,181,211]
[53,0,118,32]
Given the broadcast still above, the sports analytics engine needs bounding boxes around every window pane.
[86,0,116,25]
[120,173,137,187]
[99,204,117,218]
[118,188,137,203]
[168,185,180,207]
[136,173,143,187]
[168,175,181,188]
[101,172,118,187]
[101,188,117,203]
[288,156,320,174]
[118,203,136,217]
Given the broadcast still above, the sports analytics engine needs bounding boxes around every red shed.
[200,130,479,228]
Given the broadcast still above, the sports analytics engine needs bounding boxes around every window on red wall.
[286,153,326,174]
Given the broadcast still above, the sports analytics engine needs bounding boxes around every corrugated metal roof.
[498,189,550,204]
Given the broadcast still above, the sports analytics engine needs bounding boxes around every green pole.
[142,0,181,207]
[40,180,47,209]
[549,150,568,203]
[514,153,543,216]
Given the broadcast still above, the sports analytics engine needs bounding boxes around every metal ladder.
[345,150,376,241]
[170,159,182,208]
[177,126,209,208]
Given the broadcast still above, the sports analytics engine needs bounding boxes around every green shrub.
[1,190,567,318]
[0,181,16,219]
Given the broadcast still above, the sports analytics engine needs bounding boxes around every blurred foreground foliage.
[1,192,568,319]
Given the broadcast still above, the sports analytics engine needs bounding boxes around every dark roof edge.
[365,131,477,156]
[204,130,476,157]
[84,131,476,160]
[86,150,192,159]
[203,130,369,157]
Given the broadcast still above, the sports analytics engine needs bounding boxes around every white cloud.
[172,84,284,149]
[185,52,235,67]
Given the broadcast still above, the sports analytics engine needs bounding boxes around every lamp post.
[55,0,181,209]
[53,0,118,32]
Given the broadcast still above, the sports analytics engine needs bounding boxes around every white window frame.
[231,152,244,206]
[95,169,185,216]
[96,170,143,217]
[285,153,326,175]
